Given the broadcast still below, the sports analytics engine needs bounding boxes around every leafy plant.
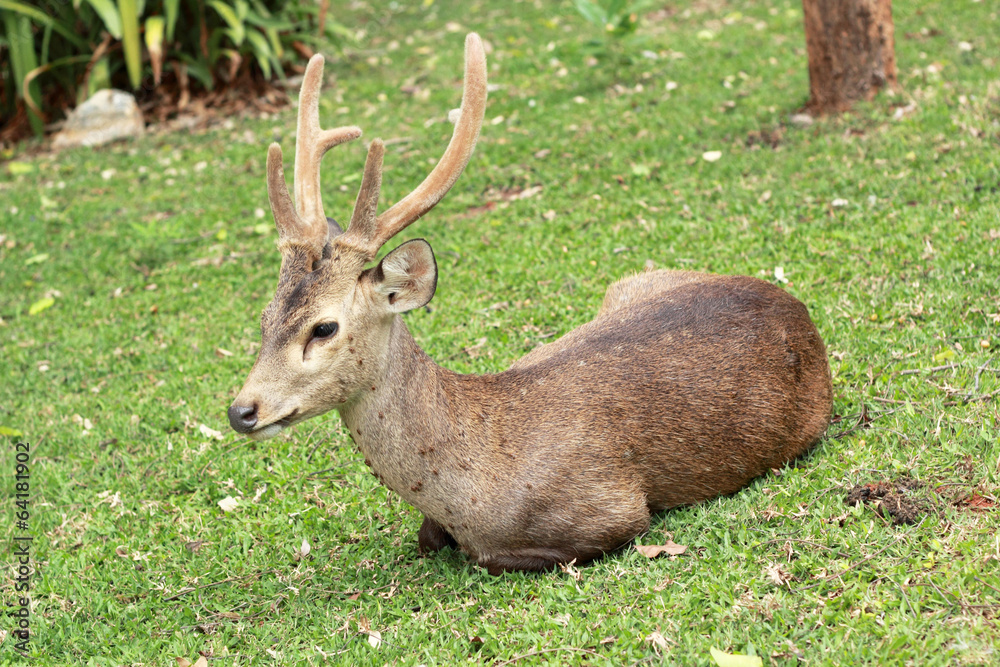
[0,0,353,138]
[573,0,657,59]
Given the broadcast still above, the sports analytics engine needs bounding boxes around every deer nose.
[228,403,258,433]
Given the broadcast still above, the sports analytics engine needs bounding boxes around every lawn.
[1,0,998,664]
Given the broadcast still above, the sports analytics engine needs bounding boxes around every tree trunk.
[802,0,898,114]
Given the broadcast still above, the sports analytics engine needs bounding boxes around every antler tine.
[267,142,326,258]
[292,55,362,245]
[347,139,385,243]
[363,33,487,254]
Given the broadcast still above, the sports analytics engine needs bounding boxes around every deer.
[226,34,833,575]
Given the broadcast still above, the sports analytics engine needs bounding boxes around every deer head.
[228,34,488,440]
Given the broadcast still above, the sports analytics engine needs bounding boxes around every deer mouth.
[248,410,299,442]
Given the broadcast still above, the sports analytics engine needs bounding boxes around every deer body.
[227,34,832,574]
[336,270,829,573]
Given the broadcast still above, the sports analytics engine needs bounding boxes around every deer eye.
[311,322,339,340]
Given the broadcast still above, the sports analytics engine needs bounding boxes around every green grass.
[1,0,999,664]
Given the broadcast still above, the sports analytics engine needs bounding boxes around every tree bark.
[802,0,898,114]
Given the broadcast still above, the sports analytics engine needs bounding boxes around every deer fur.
[227,34,833,575]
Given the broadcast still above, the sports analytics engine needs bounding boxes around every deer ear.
[373,239,437,313]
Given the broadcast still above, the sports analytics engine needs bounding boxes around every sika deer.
[227,34,832,574]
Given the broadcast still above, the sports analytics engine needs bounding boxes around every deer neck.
[337,317,489,506]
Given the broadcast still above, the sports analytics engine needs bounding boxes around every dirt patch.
[846,479,926,525]
[957,493,997,511]
[745,125,785,149]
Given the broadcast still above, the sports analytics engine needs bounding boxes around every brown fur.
[227,34,833,575]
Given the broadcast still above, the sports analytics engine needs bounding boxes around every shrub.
[0,0,351,137]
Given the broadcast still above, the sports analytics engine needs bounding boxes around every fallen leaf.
[933,349,956,363]
[702,150,722,162]
[710,648,763,667]
[28,297,55,315]
[635,541,687,558]
[0,426,24,437]
[559,558,582,580]
[764,563,791,587]
[463,336,488,359]
[295,537,311,561]
[193,658,208,667]
[199,423,224,440]
[7,161,35,175]
[174,659,191,667]
[367,630,382,648]
[647,631,671,650]
[218,496,239,512]
[24,253,49,265]
[517,185,543,199]
[215,348,234,358]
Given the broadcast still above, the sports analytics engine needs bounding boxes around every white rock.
[52,89,144,150]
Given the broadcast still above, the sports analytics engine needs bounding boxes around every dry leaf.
[199,424,224,440]
[559,558,582,581]
[517,185,543,199]
[193,658,208,667]
[635,541,687,558]
[295,538,311,561]
[702,150,723,162]
[215,348,234,358]
[218,496,239,512]
[174,659,191,667]
[367,630,382,648]
[647,631,671,650]
[710,647,762,667]
[463,337,488,359]
[764,563,791,587]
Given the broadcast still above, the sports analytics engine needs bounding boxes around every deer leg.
[478,547,605,576]
[418,515,458,554]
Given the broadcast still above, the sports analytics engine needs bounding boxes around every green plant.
[0,0,352,138]
[573,0,656,54]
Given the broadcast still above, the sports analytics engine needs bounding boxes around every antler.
[267,55,361,263]
[338,33,488,258]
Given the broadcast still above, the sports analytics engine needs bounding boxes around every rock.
[52,89,144,150]
[789,113,814,127]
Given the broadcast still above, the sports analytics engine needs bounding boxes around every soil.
[846,478,926,525]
